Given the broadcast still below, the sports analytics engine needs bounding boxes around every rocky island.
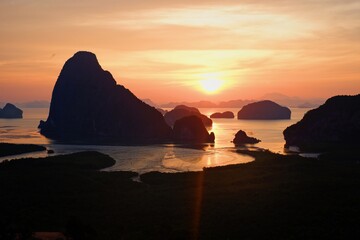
[164,105,212,127]
[210,111,234,119]
[39,51,172,143]
[283,94,360,151]
[0,103,23,118]
[173,116,215,143]
[237,100,291,120]
[233,130,261,145]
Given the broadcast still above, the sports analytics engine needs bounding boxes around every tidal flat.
[0,147,359,239]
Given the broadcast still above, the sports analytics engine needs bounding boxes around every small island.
[0,103,23,119]
[210,111,234,119]
[237,100,291,120]
[233,130,261,145]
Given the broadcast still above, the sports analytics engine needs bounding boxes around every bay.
[0,107,311,173]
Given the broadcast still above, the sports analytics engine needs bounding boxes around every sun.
[200,79,222,94]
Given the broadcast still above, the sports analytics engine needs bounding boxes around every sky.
[0,0,359,103]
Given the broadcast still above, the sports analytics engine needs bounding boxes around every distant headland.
[284,94,360,151]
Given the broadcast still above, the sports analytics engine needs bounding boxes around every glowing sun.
[200,79,222,94]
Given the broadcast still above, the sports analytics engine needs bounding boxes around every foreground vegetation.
[0,148,359,239]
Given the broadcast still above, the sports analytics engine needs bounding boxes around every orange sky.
[0,0,359,103]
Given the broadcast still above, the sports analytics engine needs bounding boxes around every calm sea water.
[0,107,310,173]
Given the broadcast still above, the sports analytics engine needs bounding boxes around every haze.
[0,0,359,103]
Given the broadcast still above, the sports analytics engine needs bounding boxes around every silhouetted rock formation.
[0,103,23,118]
[210,111,234,119]
[237,100,291,120]
[173,116,215,143]
[233,130,261,145]
[283,95,360,151]
[164,105,212,127]
[39,51,172,143]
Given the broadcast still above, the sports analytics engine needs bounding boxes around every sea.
[0,107,311,173]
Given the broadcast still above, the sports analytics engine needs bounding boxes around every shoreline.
[0,142,46,158]
[0,142,255,173]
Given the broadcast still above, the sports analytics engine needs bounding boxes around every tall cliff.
[39,51,171,143]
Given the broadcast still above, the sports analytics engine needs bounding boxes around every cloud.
[0,0,359,101]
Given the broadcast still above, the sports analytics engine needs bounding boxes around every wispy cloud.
[0,0,359,101]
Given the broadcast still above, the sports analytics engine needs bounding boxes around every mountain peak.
[57,51,116,87]
[73,51,98,61]
[67,51,100,69]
